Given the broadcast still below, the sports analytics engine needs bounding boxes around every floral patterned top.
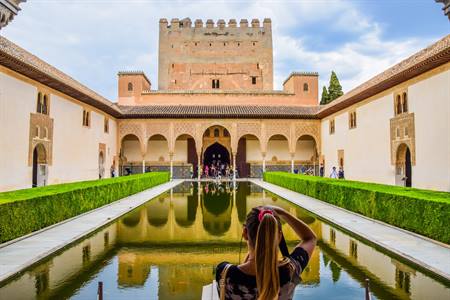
[216,247,309,300]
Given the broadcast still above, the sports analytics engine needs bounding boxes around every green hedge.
[263,172,450,244]
[0,172,169,243]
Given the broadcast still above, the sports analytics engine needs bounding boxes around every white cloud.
[2,0,437,101]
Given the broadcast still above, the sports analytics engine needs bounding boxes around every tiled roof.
[0,36,121,117]
[318,34,450,118]
[118,105,321,119]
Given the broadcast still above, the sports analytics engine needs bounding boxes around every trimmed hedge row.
[0,172,169,243]
[263,172,450,244]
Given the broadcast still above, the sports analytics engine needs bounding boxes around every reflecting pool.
[0,182,449,300]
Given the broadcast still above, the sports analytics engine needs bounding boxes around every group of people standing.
[201,160,234,179]
[319,164,345,179]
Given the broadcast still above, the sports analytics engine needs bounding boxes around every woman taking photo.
[216,206,317,300]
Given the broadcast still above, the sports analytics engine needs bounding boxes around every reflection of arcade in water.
[117,182,307,243]
[0,182,448,300]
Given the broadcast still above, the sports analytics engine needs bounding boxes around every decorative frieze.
[390,113,416,165]
[28,113,53,166]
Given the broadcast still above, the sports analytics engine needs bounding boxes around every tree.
[328,71,343,102]
[320,86,329,105]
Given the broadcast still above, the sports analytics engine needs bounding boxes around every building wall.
[409,68,450,191]
[158,18,273,91]
[320,64,450,191]
[50,94,117,184]
[0,68,117,192]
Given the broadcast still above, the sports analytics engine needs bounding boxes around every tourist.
[319,164,324,177]
[205,165,209,178]
[110,165,115,178]
[330,166,338,179]
[216,206,316,300]
[338,167,345,179]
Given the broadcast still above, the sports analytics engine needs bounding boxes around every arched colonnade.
[118,119,321,179]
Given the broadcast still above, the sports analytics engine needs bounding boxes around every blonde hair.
[255,213,280,300]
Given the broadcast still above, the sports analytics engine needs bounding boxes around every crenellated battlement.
[159,17,271,30]
[158,17,273,91]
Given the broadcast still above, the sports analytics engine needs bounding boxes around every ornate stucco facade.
[0,19,449,192]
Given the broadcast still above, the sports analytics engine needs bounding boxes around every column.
[142,159,145,174]
[262,152,266,174]
[197,152,201,181]
[169,152,174,180]
[233,152,237,181]
[290,153,295,173]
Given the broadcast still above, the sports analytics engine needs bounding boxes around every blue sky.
[2,0,449,101]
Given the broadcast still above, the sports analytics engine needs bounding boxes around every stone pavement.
[250,179,450,281]
[0,179,183,283]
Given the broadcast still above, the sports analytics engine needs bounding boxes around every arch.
[396,143,412,187]
[121,210,141,227]
[147,199,169,227]
[294,134,318,164]
[174,193,198,227]
[200,123,233,138]
[128,82,133,91]
[32,143,47,188]
[202,124,232,154]
[120,134,143,175]
[236,134,261,177]
[98,151,105,179]
[174,133,198,178]
[202,183,232,236]
[203,142,230,166]
[303,83,309,92]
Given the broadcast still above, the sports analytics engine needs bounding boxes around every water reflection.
[0,182,449,300]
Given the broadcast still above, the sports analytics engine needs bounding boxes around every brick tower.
[158,18,273,91]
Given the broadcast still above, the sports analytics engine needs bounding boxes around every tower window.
[36,92,49,115]
[82,109,90,127]
[349,111,357,129]
[252,42,256,46]
[303,83,309,92]
[104,117,109,133]
[212,79,220,89]
[252,76,257,85]
[209,43,212,47]
[237,42,240,47]
[37,92,42,113]
[195,42,198,46]
[402,92,408,113]
[128,82,133,91]
[257,63,260,69]
[329,119,335,135]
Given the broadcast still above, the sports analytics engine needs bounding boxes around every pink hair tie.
[258,209,273,222]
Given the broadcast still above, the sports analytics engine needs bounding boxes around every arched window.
[128,82,133,91]
[37,92,42,113]
[44,127,49,139]
[396,95,402,115]
[303,83,309,92]
[402,92,408,113]
[35,125,40,138]
[214,128,220,137]
[42,95,48,115]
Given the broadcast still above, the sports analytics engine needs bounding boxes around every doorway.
[32,144,47,188]
[203,142,230,167]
